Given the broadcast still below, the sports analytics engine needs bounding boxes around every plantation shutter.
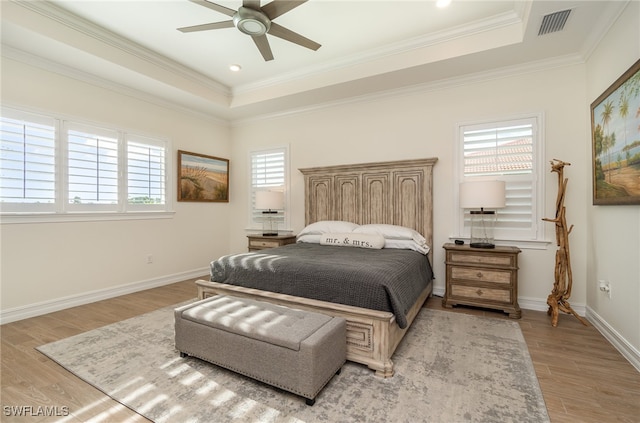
[461,118,538,240]
[0,111,57,212]
[1,106,172,220]
[66,123,119,209]
[127,137,166,206]
[250,147,286,228]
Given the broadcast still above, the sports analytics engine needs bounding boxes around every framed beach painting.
[177,150,229,202]
[590,59,640,205]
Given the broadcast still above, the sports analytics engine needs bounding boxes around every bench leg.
[305,397,315,406]
[179,352,188,358]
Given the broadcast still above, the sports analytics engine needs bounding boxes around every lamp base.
[261,210,278,237]
[470,242,496,249]
[469,209,497,249]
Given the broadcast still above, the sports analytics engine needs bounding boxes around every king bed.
[196,158,438,377]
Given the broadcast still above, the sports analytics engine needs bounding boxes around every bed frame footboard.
[195,279,432,377]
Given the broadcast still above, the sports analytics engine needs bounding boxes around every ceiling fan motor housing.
[233,6,271,36]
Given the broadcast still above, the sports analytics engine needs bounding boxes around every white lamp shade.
[255,190,284,210]
[459,180,506,209]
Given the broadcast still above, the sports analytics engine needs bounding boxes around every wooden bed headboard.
[299,158,438,262]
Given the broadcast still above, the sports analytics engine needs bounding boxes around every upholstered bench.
[174,295,346,405]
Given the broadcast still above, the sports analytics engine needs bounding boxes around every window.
[0,107,171,221]
[455,114,545,245]
[127,136,166,208]
[249,147,288,230]
[66,123,119,210]
[0,110,57,213]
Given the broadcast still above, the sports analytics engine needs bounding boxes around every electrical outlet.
[598,280,611,299]
[146,254,153,264]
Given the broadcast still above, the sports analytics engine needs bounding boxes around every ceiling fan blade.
[268,22,320,51]
[252,34,274,61]
[188,0,236,17]
[243,0,261,10]
[261,0,307,20]
[178,20,234,33]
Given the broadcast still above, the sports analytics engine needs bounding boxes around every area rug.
[37,303,549,423]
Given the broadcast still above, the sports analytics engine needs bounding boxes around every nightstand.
[442,243,521,318]
[247,234,297,252]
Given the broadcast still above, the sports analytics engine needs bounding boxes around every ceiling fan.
[178,0,321,61]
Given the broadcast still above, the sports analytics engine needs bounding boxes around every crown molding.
[2,44,230,126]
[11,0,231,97]
[233,8,528,97]
[230,53,585,126]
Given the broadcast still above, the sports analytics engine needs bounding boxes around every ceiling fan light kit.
[178,0,321,62]
[233,7,270,36]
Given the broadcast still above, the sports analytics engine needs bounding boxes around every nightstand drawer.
[449,251,515,267]
[249,239,281,249]
[451,285,511,303]
[450,267,512,284]
[247,234,297,251]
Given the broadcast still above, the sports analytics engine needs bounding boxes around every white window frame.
[453,113,547,249]
[1,106,173,223]
[0,109,58,214]
[64,121,121,213]
[248,146,290,232]
[126,135,168,212]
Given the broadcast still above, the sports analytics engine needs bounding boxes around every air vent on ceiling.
[538,9,571,36]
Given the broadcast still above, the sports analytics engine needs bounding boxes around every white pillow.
[296,234,321,244]
[319,233,385,249]
[353,224,428,246]
[383,239,430,255]
[297,220,360,237]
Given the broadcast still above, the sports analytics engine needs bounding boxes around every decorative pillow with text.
[319,233,385,249]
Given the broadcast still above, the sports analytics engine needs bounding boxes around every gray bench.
[174,295,346,405]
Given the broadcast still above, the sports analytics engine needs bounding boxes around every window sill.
[1,211,175,225]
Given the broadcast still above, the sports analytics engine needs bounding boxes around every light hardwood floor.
[2,279,639,422]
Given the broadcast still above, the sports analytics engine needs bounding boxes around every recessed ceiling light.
[436,0,451,8]
[229,64,242,72]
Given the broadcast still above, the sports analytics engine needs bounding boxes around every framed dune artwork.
[177,150,229,202]
[590,59,640,205]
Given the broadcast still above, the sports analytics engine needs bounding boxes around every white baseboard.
[586,306,640,372]
[0,268,209,325]
[432,286,445,297]
[518,296,588,316]
[431,291,587,317]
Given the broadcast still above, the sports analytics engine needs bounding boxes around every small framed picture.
[177,150,229,202]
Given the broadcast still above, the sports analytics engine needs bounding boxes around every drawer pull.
[476,272,484,279]
[476,289,484,296]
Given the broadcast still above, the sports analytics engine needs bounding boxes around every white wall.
[229,64,590,310]
[0,58,232,317]
[585,2,640,355]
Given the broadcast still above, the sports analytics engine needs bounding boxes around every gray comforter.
[210,243,433,328]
